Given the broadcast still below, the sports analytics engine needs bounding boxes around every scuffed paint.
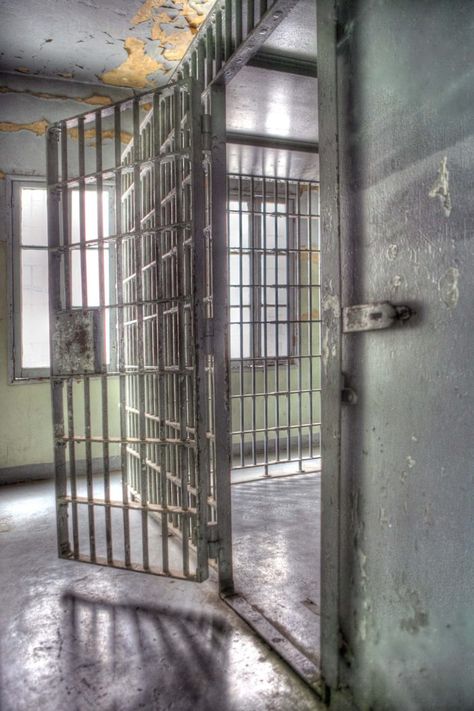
[100,37,163,88]
[0,86,113,106]
[429,156,452,217]
[0,120,49,136]
[438,266,459,309]
[68,127,132,144]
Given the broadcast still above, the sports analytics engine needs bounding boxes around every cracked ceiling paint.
[0,0,215,88]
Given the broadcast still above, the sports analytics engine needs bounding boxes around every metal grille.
[227,175,321,476]
[47,80,213,581]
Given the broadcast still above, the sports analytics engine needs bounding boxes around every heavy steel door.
[46,80,230,584]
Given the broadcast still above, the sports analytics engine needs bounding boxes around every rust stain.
[142,102,153,112]
[0,170,5,180]
[0,86,113,107]
[15,67,31,74]
[100,37,163,88]
[57,72,74,79]
[68,127,132,144]
[0,120,49,136]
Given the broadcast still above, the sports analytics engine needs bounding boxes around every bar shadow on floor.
[60,591,232,711]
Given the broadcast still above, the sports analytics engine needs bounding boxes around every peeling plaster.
[0,120,49,136]
[0,86,113,106]
[438,267,460,309]
[68,127,132,144]
[429,156,452,217]
[100,37,163,88]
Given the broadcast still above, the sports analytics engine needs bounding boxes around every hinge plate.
[207,522,219,559]
[342,301,412,333]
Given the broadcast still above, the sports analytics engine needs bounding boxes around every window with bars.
[9,177,115,380]
[228,178,301,362]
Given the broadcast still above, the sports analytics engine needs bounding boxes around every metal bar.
[77,116,96,562]
[47,126,69,558]
[115,104,132,567]
[190,80,209,582]
[132,97,150,571]
[248,50,318,77]
[318,0,342,690]
[154,89,170,575]
[209,85,233,593]
[226,132,319,154]
[96,110,113,565]
[174,85,190,577]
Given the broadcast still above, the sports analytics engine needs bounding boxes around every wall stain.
[429,155,452,217]
[68,127,132,144]
[100,37,163,88]
[0,120,49,136]
[0,86,114,107]
[399,588,429,634]
[0,171,5,180]
[438,266,459,309]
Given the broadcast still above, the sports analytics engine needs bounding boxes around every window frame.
[8,175,50,383]
[228,188,299,364]
[8,176,118,382]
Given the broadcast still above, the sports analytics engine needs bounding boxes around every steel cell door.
[46,80,231,584]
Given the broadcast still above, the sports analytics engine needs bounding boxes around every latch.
[342,301,412,333]
[207,522,219,559]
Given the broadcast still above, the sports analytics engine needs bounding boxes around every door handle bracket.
[342,301,412,333]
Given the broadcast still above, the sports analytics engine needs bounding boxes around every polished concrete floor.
[0,479,325,711]
[232,473,321,666]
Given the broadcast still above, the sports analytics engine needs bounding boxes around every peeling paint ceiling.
[0,0,216,89]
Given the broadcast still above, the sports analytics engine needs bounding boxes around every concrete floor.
[0,479,326,711]
[232,473,321,666]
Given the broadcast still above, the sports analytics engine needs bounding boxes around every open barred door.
[46,79,232,585]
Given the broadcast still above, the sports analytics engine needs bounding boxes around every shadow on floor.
[60,591,232,711]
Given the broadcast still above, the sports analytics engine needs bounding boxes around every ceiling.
[0,0,216,89]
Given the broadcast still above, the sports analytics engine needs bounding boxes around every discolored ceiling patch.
[0,120,49,136]
[0,0,216,88]
[0,86,114,106]
[68,126,133,145]
[100,37,164,89]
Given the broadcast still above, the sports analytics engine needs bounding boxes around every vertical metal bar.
[235,0,243,47]
[132,98,149,571]
[247,0,255,36]
[78,116,96,562]
[262,178,269,474]
[61,122,79,558]
[318,0,342,689]
[114,105,131,567]
[215,9,223,74]
[224,0,233,60]
[285,179,292,464]
[47,126,69,558]
[96,110,113,564]
[154,91,170,574]
[210,84,233,593]
[190,80,209,582]
[174,85,190,576]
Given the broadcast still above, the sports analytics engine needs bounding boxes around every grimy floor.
[232,473,321,666]
[0,479,324,711]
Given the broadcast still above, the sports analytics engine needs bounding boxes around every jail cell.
[228,176,321,476]
[47,80,216,581]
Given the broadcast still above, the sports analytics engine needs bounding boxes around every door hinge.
[204,317,214,355]
[201,114,211,150]
[342,301,412,333]
[207,522,219,559]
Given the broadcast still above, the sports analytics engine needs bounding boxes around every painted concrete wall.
[327,1,474,708]
[0,73,131,481]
